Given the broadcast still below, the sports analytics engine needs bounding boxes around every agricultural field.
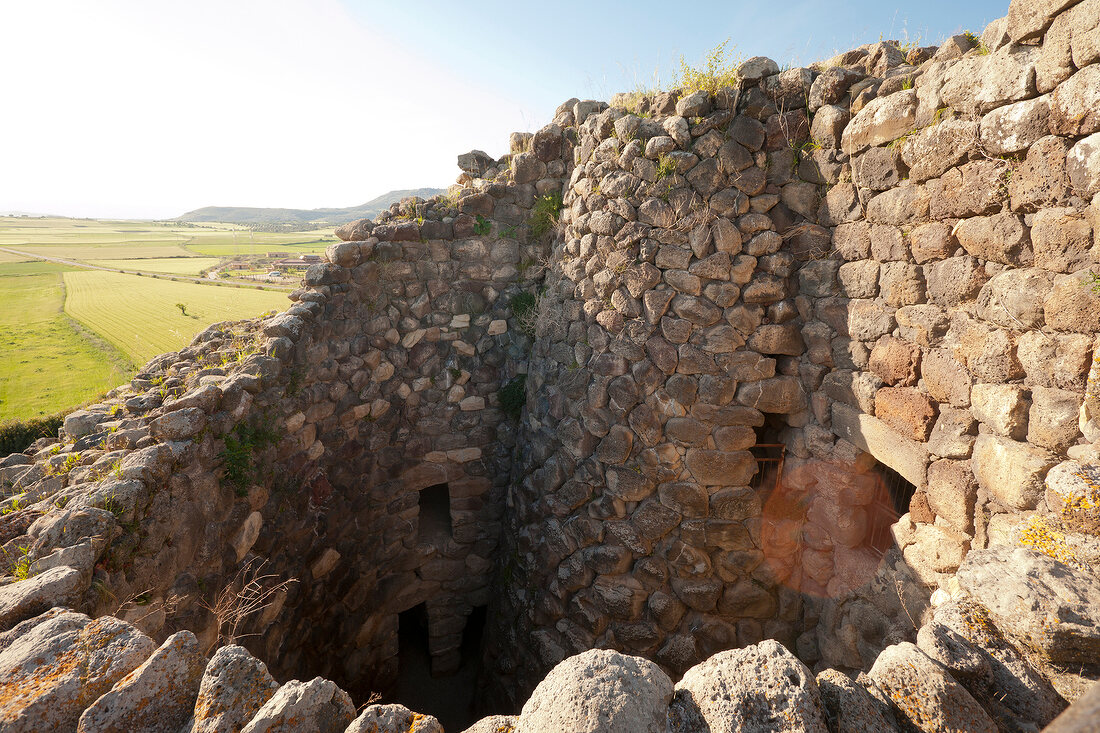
[0,216,326,420]
[63,270,289,366]
[0,217,334,262]
[0,260,127,421]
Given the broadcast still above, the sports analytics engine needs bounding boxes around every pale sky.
[0,0,1006,219]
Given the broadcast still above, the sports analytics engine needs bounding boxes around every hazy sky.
[1,0,1006,219]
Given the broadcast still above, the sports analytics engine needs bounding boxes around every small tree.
[175,302,188,316]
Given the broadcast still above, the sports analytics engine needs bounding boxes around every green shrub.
[676,39,742,96]
[510,292,538,335]
[221,419,281,496]
[474,215,492,236]
[529,193,563,238]
[0,414,64,456]
[499,375,527,420]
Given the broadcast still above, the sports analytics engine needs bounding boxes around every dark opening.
[750,416,787,494]
[392,604,488,732]
[418,483,452,542]
[866,462,917,554]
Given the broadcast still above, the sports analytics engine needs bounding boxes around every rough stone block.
[972,434,1059,510]
[831,402,929,488]
[874,387,937,442]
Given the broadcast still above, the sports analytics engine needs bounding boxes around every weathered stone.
[878,262,924,307]
[515,649,672,733]
[933,599,1069,730]
[346,704,443,733]
[926,458,977,532]
[970,383,1031,439]
[868,336,920,386]
[192,645,280,733]
[736,376,807,413]
[1028,386,1083,451]
[0,566,83,630]
[837,260,879,299]
[815,668,898,733]
[925,256,988,308]
[1018,332,1094,391]
[972,434,1059,510]
[869,642,996,733]
[1050,64,1100,136]
[684,450,756,487]
[851,146,904,191]
[874,387,936,442]
[240,677,355,733]
[897,303,950,347]
[900,119,977,182]
[841,89,917,153]
[1068,132,1100,196]
[958,547,1100,664]
[1044,268,1100,333]
[669,641,827,733]
[78,630,204,733]
[940,45,1039,115]
[1010,135,1073,211]
[831,402,929,488]
[0,612,155,733]
[846,300,895,342]
[908,223,955,264]
[1031,207,1095,273]
[979,95,1051,155]
[865,185,929,226]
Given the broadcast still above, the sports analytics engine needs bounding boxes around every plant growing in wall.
[676,39,742,95]
[221,418,281,496]
[528,193,563,239]
[510,292,538,336]
[474,215,492,236]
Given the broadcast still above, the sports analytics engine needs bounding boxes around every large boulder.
[869,642,996,733]
[78,630,205,733]
[346,704,443,733]
[815,668,897,732]
[514,649,672,733]
[956,547,1100,664]
[191,645,281,733]
[240,678,355,733]
[668,640,827,732]
[0,610,155,733]
[0,565,83,630]
[918,608,1066,731]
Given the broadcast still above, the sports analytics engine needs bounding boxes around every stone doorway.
[418,482,452,543]
[391,602,486,731]
[866,462,917,555]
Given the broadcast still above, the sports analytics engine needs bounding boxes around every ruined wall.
[0,0,1099,726]
[481,0,1100,705]
[0,143,570,703]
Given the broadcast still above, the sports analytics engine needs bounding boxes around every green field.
[0,216,320,420]
[63,270,289,366]
[87,257,222,275]
[0,261,127,420]
[0,217,334,261]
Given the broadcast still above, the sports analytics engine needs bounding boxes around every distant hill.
[176,188,446,226]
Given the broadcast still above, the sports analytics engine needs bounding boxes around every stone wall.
[0,132,571,703]
[480,0,1100,705]
[0,0,1098,727]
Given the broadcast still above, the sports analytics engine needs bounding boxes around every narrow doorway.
[418,483,452,543]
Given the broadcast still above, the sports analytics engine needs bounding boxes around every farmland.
[0,216,329,420]
[0,260,127,420]
[63,270,288,366]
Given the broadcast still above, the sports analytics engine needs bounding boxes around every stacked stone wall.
[0,0,1099,727]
